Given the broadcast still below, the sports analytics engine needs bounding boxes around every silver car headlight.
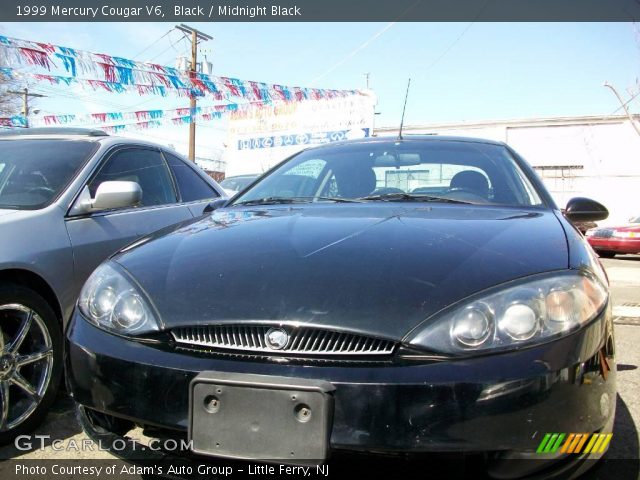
[406,271,608,355]
[78,262,161,335]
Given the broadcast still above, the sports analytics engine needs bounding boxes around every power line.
[145,30,187,64]
[422,22,476,74]
[421,1,488,76]
[131,29,173,60]
[309,0,421,85]
[309,22,397,84]
[610,88,640,115]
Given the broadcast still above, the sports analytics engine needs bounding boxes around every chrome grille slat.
[302,329,314,351]
[289,329,302,350]
[171,325,395,356]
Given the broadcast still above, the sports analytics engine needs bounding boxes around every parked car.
[219,173,259,196]
[586,215,640,257]
[67,136,614,478]
[0,128,226,442]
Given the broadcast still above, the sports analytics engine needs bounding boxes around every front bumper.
[65,308,616,471]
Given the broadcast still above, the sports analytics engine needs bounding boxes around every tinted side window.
[0,139,97,209]
[164,153,218,202]
[90,148,177,207]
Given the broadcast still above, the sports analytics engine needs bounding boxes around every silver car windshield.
[232,140,543,207]
[0,139,97,210]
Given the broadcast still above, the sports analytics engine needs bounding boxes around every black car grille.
[170,324,396,356]
[593,229,614,238]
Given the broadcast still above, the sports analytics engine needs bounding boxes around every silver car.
[0,128,226,442]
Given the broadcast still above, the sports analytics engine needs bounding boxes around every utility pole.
[175,24,212,161]
[7,88,45,128]
[603,81,640,137]
[363,72,370,89]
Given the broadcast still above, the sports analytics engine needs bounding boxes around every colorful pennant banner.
[0,115,27,127]
[37,101,276,128]
[0,35,361,102]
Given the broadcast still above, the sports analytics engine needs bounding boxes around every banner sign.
[238,129,371,150]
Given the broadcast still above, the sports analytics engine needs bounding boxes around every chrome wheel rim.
[0,304,54,432]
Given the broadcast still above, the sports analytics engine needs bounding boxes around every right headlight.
[406,271,608,355]
[78,262,161,335]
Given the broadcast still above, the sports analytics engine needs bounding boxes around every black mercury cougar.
[66,136,615,479]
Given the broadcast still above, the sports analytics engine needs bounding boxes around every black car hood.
[114,204,568,340]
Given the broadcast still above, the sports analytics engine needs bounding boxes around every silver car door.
[65,146,193,285]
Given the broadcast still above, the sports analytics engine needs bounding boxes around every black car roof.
[310,134,506,151]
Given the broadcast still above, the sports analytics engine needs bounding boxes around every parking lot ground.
[1,255,639,479]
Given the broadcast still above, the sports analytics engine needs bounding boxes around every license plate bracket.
[189,371,334,462]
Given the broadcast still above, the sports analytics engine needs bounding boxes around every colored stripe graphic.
[538,433,612,454]
[568,434,583,453]
[536,433,552,453]
[575,434,590,453]
[560,434,575,453]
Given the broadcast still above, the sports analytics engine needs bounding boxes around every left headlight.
[78,262,161,335]
[406,271,608,356]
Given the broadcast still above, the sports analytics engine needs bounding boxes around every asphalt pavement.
[1,255,639,479]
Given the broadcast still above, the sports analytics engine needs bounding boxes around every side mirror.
[203,198,227,214]
[564,197,608,223]
[68,181,142,216]
[92,181,142,210]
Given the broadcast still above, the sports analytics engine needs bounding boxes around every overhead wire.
[308,0,423,85]
[421,22,476,74]
[309,22,398,84]
[609,88,640,115]
[131,29,174,60]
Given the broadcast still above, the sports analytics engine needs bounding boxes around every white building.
[376,114,640,225]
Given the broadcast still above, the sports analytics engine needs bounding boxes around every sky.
[0,22,638,158]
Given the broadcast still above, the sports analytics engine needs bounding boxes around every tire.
[598,251,616,259]
[0,285,63,444]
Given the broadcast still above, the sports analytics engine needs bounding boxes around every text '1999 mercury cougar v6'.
[65,136,614,479]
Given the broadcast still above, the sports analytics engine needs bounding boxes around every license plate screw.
[204,395,221,413]
[295,404,312,422]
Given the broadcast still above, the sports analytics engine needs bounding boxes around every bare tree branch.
[0,73,22,117]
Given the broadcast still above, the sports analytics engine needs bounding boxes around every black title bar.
[1,0,639,22]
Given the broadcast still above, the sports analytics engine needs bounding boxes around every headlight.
[584,229,596,237]
[406,271,607,355]
[78,262,161,335]
[613,230,636,238]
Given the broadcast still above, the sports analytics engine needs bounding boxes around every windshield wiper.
[358,192,475,204]
[233,196,361,206]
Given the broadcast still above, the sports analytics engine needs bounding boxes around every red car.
[586,215,640,257]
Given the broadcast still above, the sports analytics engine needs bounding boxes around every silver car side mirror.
[69,181,142,215]
[92,181,142,210]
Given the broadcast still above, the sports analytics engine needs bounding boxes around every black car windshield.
[231,139,543,207]
[0,139,97,209]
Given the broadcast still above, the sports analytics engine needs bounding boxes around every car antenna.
[398,78,411,140]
